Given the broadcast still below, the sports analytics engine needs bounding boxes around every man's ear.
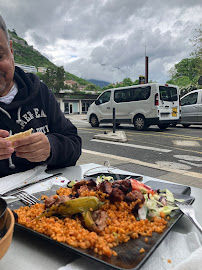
[9,40,14,55]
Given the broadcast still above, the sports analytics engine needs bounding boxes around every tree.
[122,78,133,86]
[167,57,201,86]
[167,76,192,86]
[39,66,65,93]
[11,29,18,36]
[167,26,202,89]
[191,26,202,77]
[85,84,97,92]
[191,25,202,59]
[133,79,139,85]
[102,83,114,90]
[71,83,79,92]
[102,78,141,91]
[55,66,65,93]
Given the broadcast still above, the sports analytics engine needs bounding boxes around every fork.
[175,201,202,234]
[13,190,40,205]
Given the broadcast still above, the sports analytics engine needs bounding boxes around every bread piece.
[4,128,33,147]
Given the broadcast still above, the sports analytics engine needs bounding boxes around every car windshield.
[159,86,178,102]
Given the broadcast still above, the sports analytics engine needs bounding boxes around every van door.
[181,91,199,123]
[96,90,113,121]
[158,85,180,121]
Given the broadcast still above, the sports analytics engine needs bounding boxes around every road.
[67,114,202,189]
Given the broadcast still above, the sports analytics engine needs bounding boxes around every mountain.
[9,30,56,69]
[8,30,90,86]
[87,79,111,88]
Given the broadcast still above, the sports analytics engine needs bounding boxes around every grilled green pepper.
[82,210,95,230]
[39,196,103,218]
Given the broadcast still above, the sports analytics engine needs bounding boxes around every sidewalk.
[66,114,87,121]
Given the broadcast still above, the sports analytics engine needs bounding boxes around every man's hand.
[0,130,14,160]
[14,132,51,162]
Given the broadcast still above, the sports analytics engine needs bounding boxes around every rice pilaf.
[14,184,168,257]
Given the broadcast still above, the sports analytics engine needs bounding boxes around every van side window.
[114,86,151,103]
[98,91,111,104]
[181,92,198,106]
[114,89,131,102]
[132,86,151,101]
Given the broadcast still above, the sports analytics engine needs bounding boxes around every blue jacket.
[0,66,82,178]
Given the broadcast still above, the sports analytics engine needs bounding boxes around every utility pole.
[145,46,148,83]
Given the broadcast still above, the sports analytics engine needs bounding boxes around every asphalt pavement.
[67,113,202,190]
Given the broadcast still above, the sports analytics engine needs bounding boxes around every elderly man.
[0,14,82,178]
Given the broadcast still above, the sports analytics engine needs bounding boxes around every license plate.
[172,107,177,116]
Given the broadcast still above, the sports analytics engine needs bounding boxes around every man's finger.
[0,140,12,148]
[0,130,10,138]
[14,140,42,153]
[0,147,14,155]
[0,154,12,160]
[13,133,42,148]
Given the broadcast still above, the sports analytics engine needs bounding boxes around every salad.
[95,175,181,220]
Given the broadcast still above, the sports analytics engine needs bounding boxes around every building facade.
[38,67,47,74]
[15,63,37,73]
[55,92,99,114]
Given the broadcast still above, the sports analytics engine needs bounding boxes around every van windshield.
[159,86,178,102]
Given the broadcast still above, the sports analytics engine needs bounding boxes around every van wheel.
[133,115,148,131]
[182,124,190,128]
[90,114,99,127]
[158,124,170,130]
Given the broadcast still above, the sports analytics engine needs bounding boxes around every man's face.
[0,28,15,96]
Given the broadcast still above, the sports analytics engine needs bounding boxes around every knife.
[1,172,63,197]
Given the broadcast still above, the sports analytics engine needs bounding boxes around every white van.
[180,89,202,127]
[87,83,180,130]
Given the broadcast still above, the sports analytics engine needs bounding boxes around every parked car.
[180,89,202,127]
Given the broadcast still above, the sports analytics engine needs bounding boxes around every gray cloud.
[0,0,201,83]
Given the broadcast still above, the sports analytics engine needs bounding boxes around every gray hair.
[0,14,9,42]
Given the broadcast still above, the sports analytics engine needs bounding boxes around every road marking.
[82,149,202,179]
[155,161,191,170]
[172,140,200,147]
[174,155,202,162]
[91,139,172,153]
[179,160,202,167]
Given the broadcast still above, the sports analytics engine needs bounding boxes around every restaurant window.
[82,102,91,112]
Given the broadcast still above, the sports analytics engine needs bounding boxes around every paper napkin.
[57,231,202,270]
[0,166,69,203]
[0,165,48,195]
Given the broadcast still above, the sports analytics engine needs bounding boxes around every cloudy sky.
[1,0,202,84]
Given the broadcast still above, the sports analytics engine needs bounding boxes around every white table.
[1,163,202,270]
